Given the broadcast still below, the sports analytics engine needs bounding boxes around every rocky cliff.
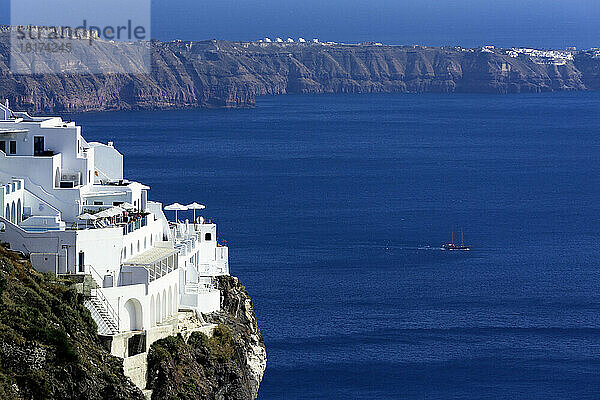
[0,245,266,400]
[147,276,266,400]
[0,245,145,400]
[1,28,600,113]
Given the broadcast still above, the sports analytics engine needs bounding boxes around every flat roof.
[124,247,177,266]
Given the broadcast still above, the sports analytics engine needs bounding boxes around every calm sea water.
[73,92,600,399]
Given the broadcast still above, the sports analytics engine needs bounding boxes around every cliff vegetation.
[0,245,144,400]
[147,276,266,400]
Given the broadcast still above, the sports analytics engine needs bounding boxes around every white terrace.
[0,101,230,353]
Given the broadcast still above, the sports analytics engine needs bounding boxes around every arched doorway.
[10,202,15,224]
[54,168,60,188]
[123,298,143,331]
[16,199,21,224]
[5,204,9,220]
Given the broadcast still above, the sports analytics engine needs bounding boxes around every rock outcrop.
[0,243,266,400]
[1,27,600,113]
[147,276,266,400]
[207,276,266,397]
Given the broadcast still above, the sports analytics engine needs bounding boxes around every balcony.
[122,246,178,283]
[59,172,81,188]
[184,277,216,294]
[122,216,148,235]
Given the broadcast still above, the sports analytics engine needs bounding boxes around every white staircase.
[83,285,120,335]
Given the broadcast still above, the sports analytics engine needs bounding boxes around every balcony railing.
[122,216,148,235]
[147,258,175,282]
[184,277,216,294]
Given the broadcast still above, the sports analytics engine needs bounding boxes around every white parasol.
[120,202,136,211]
[186,202,206,221]
[77,212,97,228]
[164,203,188,222]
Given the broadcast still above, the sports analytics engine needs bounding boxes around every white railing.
[184,281,216,295]
[197,261,229,276]
[85,265,120,331]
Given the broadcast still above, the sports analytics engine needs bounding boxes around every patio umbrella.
[186,202,206,221]
[164,203,188,222]
[95,209,112,218]
[77,212,97,228]
[96,206,123,218]
[109,206,125,216]
[120,202,135,211]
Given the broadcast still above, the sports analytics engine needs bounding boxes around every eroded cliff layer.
[1,31,600,113]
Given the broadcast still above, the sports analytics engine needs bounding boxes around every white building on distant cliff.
[0,101,229,344]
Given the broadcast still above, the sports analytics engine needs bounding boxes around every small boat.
[442,229,471,251]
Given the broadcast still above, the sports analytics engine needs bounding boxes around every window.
[205,233,212,241]
[9,141,16,155]
[0,141,5,153]
[94,201,103,206]
[34,136,44,156]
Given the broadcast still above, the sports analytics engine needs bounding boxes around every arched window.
[168,286,173,317]
[156,294,161,323]
[204,232,212,241]
[173,284,178,313]
[150,296,155,327]
[162,289,167,321]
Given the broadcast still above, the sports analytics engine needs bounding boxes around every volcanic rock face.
[206,276,266,398]
[147,276,266,400]
[1,28,599,113]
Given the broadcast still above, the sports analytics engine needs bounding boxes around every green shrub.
[207,324,234,362]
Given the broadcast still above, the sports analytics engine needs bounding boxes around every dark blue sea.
[73,92,600,399]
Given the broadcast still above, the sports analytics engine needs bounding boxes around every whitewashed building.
[0,101,229,340]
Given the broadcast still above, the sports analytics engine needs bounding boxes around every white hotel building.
[0,101,229,347]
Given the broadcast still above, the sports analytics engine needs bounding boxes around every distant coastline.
[1,27,600,113]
